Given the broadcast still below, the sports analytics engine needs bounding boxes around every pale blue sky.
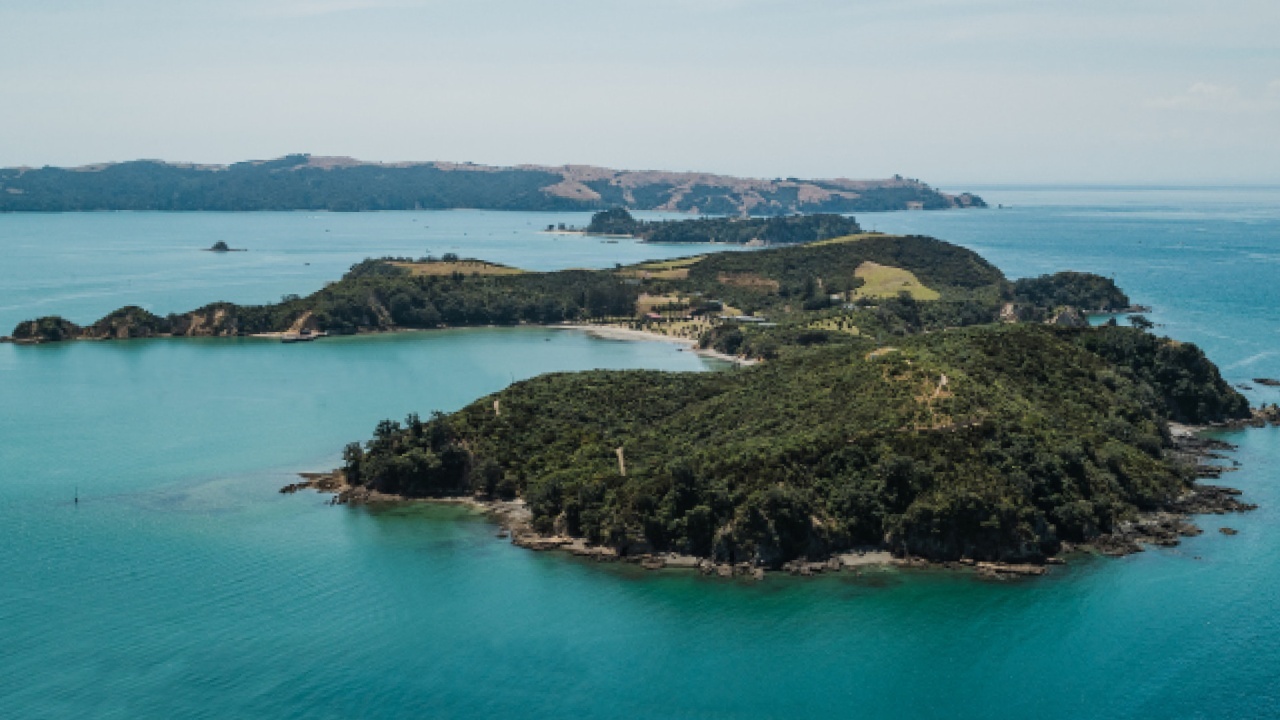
[1,0,1277,183]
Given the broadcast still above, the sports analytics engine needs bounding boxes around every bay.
[0,209,737,332]
[2,191,1279,719]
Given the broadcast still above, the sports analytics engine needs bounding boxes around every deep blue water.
[2,191,1278,719]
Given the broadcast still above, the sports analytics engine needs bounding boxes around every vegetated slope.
[0,155,985,214]
[7,234,1129,345]
[342,324,1248,565]
[1012,272,1134,313]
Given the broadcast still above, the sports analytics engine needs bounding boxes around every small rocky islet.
[204,241,245,252]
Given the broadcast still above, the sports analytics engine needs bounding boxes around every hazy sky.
[2,0,1278,184]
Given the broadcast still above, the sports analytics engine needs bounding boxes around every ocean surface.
[2,190,1279,719]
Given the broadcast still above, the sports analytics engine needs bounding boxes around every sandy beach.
[551,324,759,365]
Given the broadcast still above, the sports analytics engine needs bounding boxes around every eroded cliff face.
[166,307,245,338]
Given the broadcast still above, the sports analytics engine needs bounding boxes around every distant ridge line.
[0,154,986,214]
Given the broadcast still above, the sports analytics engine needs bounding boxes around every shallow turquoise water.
[2,192,1279,718]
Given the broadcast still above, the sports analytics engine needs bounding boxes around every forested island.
[0,155,984,214]
[583,207,863,245]
[337,324,1249,571]
[8,231,1264,576]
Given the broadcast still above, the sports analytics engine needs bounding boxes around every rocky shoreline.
[1077,426,1263,557]
[282,419,1261,581]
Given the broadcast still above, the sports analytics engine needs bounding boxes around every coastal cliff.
[9,304,256,342]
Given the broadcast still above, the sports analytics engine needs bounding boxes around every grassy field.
[853,261,940,300]
[810,232,899,246]
[716,272,780,291]
[391,260,526,277]
[617,255,705,280]
[636,293,682,315]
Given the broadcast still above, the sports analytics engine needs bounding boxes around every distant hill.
[0,154,985,214]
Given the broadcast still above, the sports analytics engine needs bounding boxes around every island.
[9,231,1268,578]
[204,241,245,252]
[0,155,985,215]
[582,207,864,245]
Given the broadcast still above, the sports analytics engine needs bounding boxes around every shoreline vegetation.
[0,154,985,215]
[3,230,1141,347]
[575,208,866,245]
[283,416,1265,581]
[315,322,1267,580]
[12,229,1274,579]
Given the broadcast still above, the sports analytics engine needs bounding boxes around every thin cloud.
[1144,82,1278,113]
[1146,83,1240,110]
[250,0,429,18]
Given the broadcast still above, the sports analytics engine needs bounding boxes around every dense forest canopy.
[1013,272,1133,312]
[584,207,864,244]
[0,155,985,214]
[343,324,1247,565]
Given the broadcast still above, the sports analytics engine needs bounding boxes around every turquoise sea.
[2,190,1279,719]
